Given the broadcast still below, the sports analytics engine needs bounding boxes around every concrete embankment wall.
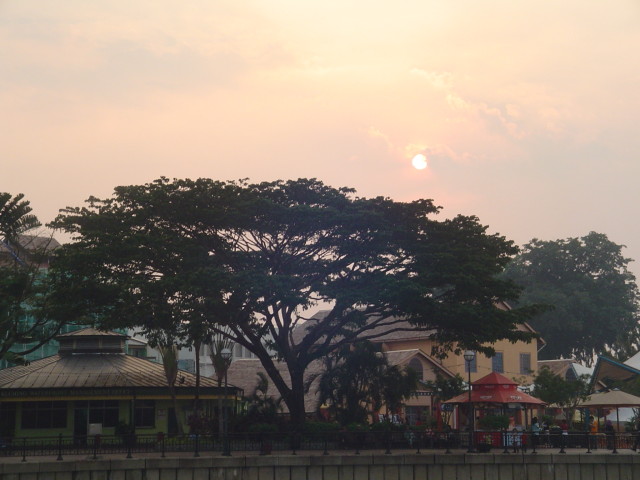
[2,453,640,480]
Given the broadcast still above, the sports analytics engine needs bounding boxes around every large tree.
[50,177,540,427]
[502,232,640,364]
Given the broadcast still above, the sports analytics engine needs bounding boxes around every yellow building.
[374,304,544,386]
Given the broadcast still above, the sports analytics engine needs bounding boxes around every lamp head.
[463,350,475,363]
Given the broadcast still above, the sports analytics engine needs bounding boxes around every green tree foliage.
[50,177,540,427]
[422,372,466,426]
[422,372,466,402]
[316,342,418,426]
[503,232,640,364]
[0,193,69,365]
[532,366,590,428]
[237,372,284,428]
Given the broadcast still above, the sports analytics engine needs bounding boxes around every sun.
[411,154,427,170]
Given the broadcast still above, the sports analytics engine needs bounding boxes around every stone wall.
[2,453,640,480]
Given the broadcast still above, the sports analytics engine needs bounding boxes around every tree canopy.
[502,232,640,364]
[50,177,540,426]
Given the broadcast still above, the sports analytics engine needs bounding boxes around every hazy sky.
[2,1,640,271]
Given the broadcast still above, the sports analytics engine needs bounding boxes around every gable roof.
[538,359,593,382]
[538,359,575,376]
[382,349,455,378]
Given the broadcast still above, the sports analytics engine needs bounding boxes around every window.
[0,403,16,437]
[464,354,477,373]
[407,358,424,381]
[519,353,532,375]
[134,400,155,428]
[177,359,195,373]
[492,352,504,373]
[75,400,119,427]
[21,401,67,429]
[405,406,429,426]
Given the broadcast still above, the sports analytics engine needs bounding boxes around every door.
[74,406,88,443]
[168,408,178,435]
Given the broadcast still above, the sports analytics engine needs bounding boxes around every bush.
[187,414,217,435]
[541,415,556,428]
[303,421,341,434]
[345,423,369,432]
[114,421,134,436]
[370,421,405,432]
[247,423,279,434]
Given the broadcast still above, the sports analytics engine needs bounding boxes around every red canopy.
[443,372,545,406]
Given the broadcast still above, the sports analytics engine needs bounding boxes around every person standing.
[588,415,598,450]
[604,420,614,450]
[531,417,541,451]
[559,419,569,449]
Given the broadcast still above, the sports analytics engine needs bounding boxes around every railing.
[0,430,637,460]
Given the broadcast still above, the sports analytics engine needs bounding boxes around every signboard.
[412,391,434,397]
[88,423,103,435]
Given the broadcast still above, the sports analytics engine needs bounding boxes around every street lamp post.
[463,350,476,453]
[221,348,232,456]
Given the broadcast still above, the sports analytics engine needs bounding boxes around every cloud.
[410,68,453,90]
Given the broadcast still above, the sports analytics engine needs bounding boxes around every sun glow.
[411,154,427,170]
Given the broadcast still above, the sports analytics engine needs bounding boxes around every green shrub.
[303,421,341,434]
[247,423,279,434]
[345,422,369,432]
[541,415,556,427]
[370,421,405,432]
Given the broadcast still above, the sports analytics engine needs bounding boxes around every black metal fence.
[1,430,638,461]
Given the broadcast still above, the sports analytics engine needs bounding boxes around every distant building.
[537,358,593,382]
[0,234,60,268]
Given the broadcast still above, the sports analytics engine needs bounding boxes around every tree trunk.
[285,370,307,429]
[169,385,183,435]
[217,376,224,438]
[194,339,201,413]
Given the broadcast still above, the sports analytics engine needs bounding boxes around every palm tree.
[209,330,234,438]
[316,342,418,426]
[150,336,183,435]
[0,192,41,245]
